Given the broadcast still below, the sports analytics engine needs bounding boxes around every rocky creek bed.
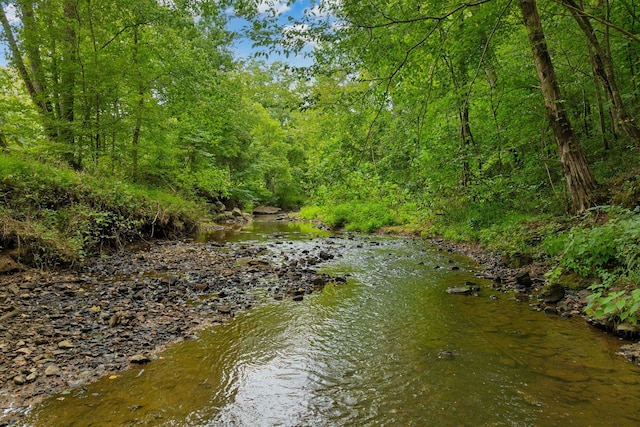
[0,235,347,424]
[2,226,640,424]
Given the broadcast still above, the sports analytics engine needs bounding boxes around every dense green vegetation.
[1,0,640,325]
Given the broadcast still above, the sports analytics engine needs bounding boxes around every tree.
[559,0,640,145]
[518,0,598,213]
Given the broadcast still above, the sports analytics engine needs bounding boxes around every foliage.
[544,207,640,323]
[0,153,203,266]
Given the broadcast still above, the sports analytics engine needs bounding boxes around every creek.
[24,221,640,426]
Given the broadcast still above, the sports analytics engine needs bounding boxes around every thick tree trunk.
[561,0,640,145]
[519,0,598,213]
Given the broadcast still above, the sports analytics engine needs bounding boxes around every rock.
[236,258,269,268]
[618,343,640,362]
[67,379,86,388]
[253,206,282,215]
[26,372,37,383]
[502,253,533,268]
[446,286,472,295]
[438,350,454,359]
[0,255,23,274]
[540,282,565,303]
[615,322,640,335]
[13,375,26,385]
[312,277,327,287]
[129,354,151,364]
[45,365,61,377]
[464,281,481,292]
[218,305,232,315]
[58,340,74,349]
[515,272,533,288]
[17,347,32,355]
[543,306,557,315]
[231,208,243,217]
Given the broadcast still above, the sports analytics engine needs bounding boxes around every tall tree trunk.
[519,0,598,214]
[561,0,640,145]
[60,0,79,167]
[0,3,57,139]
[19,1,50,110]
[459,103,474,187]
[131,27,144,182]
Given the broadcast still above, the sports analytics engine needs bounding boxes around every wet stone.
[218,306,232,315]
[446,286,472,295]
[129,354,151,364]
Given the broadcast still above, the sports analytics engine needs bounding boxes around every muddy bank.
[432,238,640,366]
[0,236,347,424]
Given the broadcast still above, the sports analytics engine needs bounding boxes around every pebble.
[129,354,151,364]
[45,365,60,377]
[58,340,74,349]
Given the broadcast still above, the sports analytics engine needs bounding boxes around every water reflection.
[197,219,330,243]
[25,223,640,426]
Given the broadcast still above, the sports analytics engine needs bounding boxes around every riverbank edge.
[418,233,640,367]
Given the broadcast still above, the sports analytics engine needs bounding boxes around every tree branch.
[551,0,640,44]
[351,0,496,30]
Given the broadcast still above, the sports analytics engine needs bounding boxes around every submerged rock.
[446,286,472,295]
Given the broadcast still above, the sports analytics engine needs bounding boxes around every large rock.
[446,286,472,295]
[253,206,282,215]
[129,354,151,364]
[515,272,533,288]
[0,255,23,274]
[540,282,565,303]
[502,253,533,268]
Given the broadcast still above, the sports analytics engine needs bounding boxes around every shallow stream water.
[25,221,640,426]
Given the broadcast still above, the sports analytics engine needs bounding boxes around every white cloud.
[282,23,317,49]
[4,4,19,25]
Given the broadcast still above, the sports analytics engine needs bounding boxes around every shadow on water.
[24,221,640,426]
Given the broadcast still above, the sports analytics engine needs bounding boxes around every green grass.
[1,153,206,267]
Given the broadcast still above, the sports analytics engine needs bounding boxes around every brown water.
[24,222,640,426]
